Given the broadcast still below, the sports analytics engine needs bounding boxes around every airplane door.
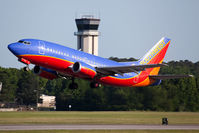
[39,41,45,54]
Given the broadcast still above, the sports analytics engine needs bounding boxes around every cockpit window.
[18,40,31,45]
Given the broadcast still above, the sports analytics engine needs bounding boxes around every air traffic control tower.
[74,15,100,56]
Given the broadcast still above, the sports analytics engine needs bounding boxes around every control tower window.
[18,40,31,45]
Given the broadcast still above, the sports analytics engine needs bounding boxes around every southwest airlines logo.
[140,39,166,65]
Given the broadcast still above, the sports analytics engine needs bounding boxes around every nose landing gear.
[23,66,30,71]
[18,58,30,72]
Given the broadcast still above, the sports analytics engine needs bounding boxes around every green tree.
[0,67,19,102]
[17,71,39,105]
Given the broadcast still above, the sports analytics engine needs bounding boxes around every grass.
[0,130,199,133]
[0,111,199,125]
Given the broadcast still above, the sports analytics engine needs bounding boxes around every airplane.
[8,37,193,89]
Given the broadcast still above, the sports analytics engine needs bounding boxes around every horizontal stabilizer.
[149,74,194,80]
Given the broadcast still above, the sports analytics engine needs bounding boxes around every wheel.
[69,83,78,89]
[23,66,30,71]
[90,82,101,88]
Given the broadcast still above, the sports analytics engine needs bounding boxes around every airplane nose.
[8,43,19,55]
[8,43,14,51]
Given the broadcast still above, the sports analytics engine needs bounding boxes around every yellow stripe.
[134,77,151,86]
[149,58,164,75]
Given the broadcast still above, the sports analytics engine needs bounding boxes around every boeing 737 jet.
[8,37,192,89]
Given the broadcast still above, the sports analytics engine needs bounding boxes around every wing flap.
[96,63,167,76]
[149,74,194,80]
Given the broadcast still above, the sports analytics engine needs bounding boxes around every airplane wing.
[96,63,167,76]
[149,74,194,79]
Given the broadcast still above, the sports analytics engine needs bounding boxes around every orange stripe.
[19,54,96,74]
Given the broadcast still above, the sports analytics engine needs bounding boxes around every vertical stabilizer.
[139,37,171,65]
[139,37,171,75]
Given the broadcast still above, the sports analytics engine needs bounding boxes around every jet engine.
[71,62,96,79]
[33,66,57,80]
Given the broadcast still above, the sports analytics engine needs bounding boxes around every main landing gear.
[69,78,78,90]
[68,78,101,90]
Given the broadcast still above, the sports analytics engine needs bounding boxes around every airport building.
[74,15,100,56]
[37,94,55,109]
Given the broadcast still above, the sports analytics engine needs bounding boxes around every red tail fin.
[139,37,171,75]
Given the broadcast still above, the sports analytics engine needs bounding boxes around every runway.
[0,124,199,130]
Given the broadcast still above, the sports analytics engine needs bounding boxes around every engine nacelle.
[71,62,96,79]
[150,79,162,86]
[33,66,57,80]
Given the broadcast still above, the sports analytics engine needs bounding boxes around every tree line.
[0,58,199,111]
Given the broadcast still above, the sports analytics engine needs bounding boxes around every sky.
[0,0,199,68]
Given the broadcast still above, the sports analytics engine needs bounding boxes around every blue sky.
[0,0,198,68]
